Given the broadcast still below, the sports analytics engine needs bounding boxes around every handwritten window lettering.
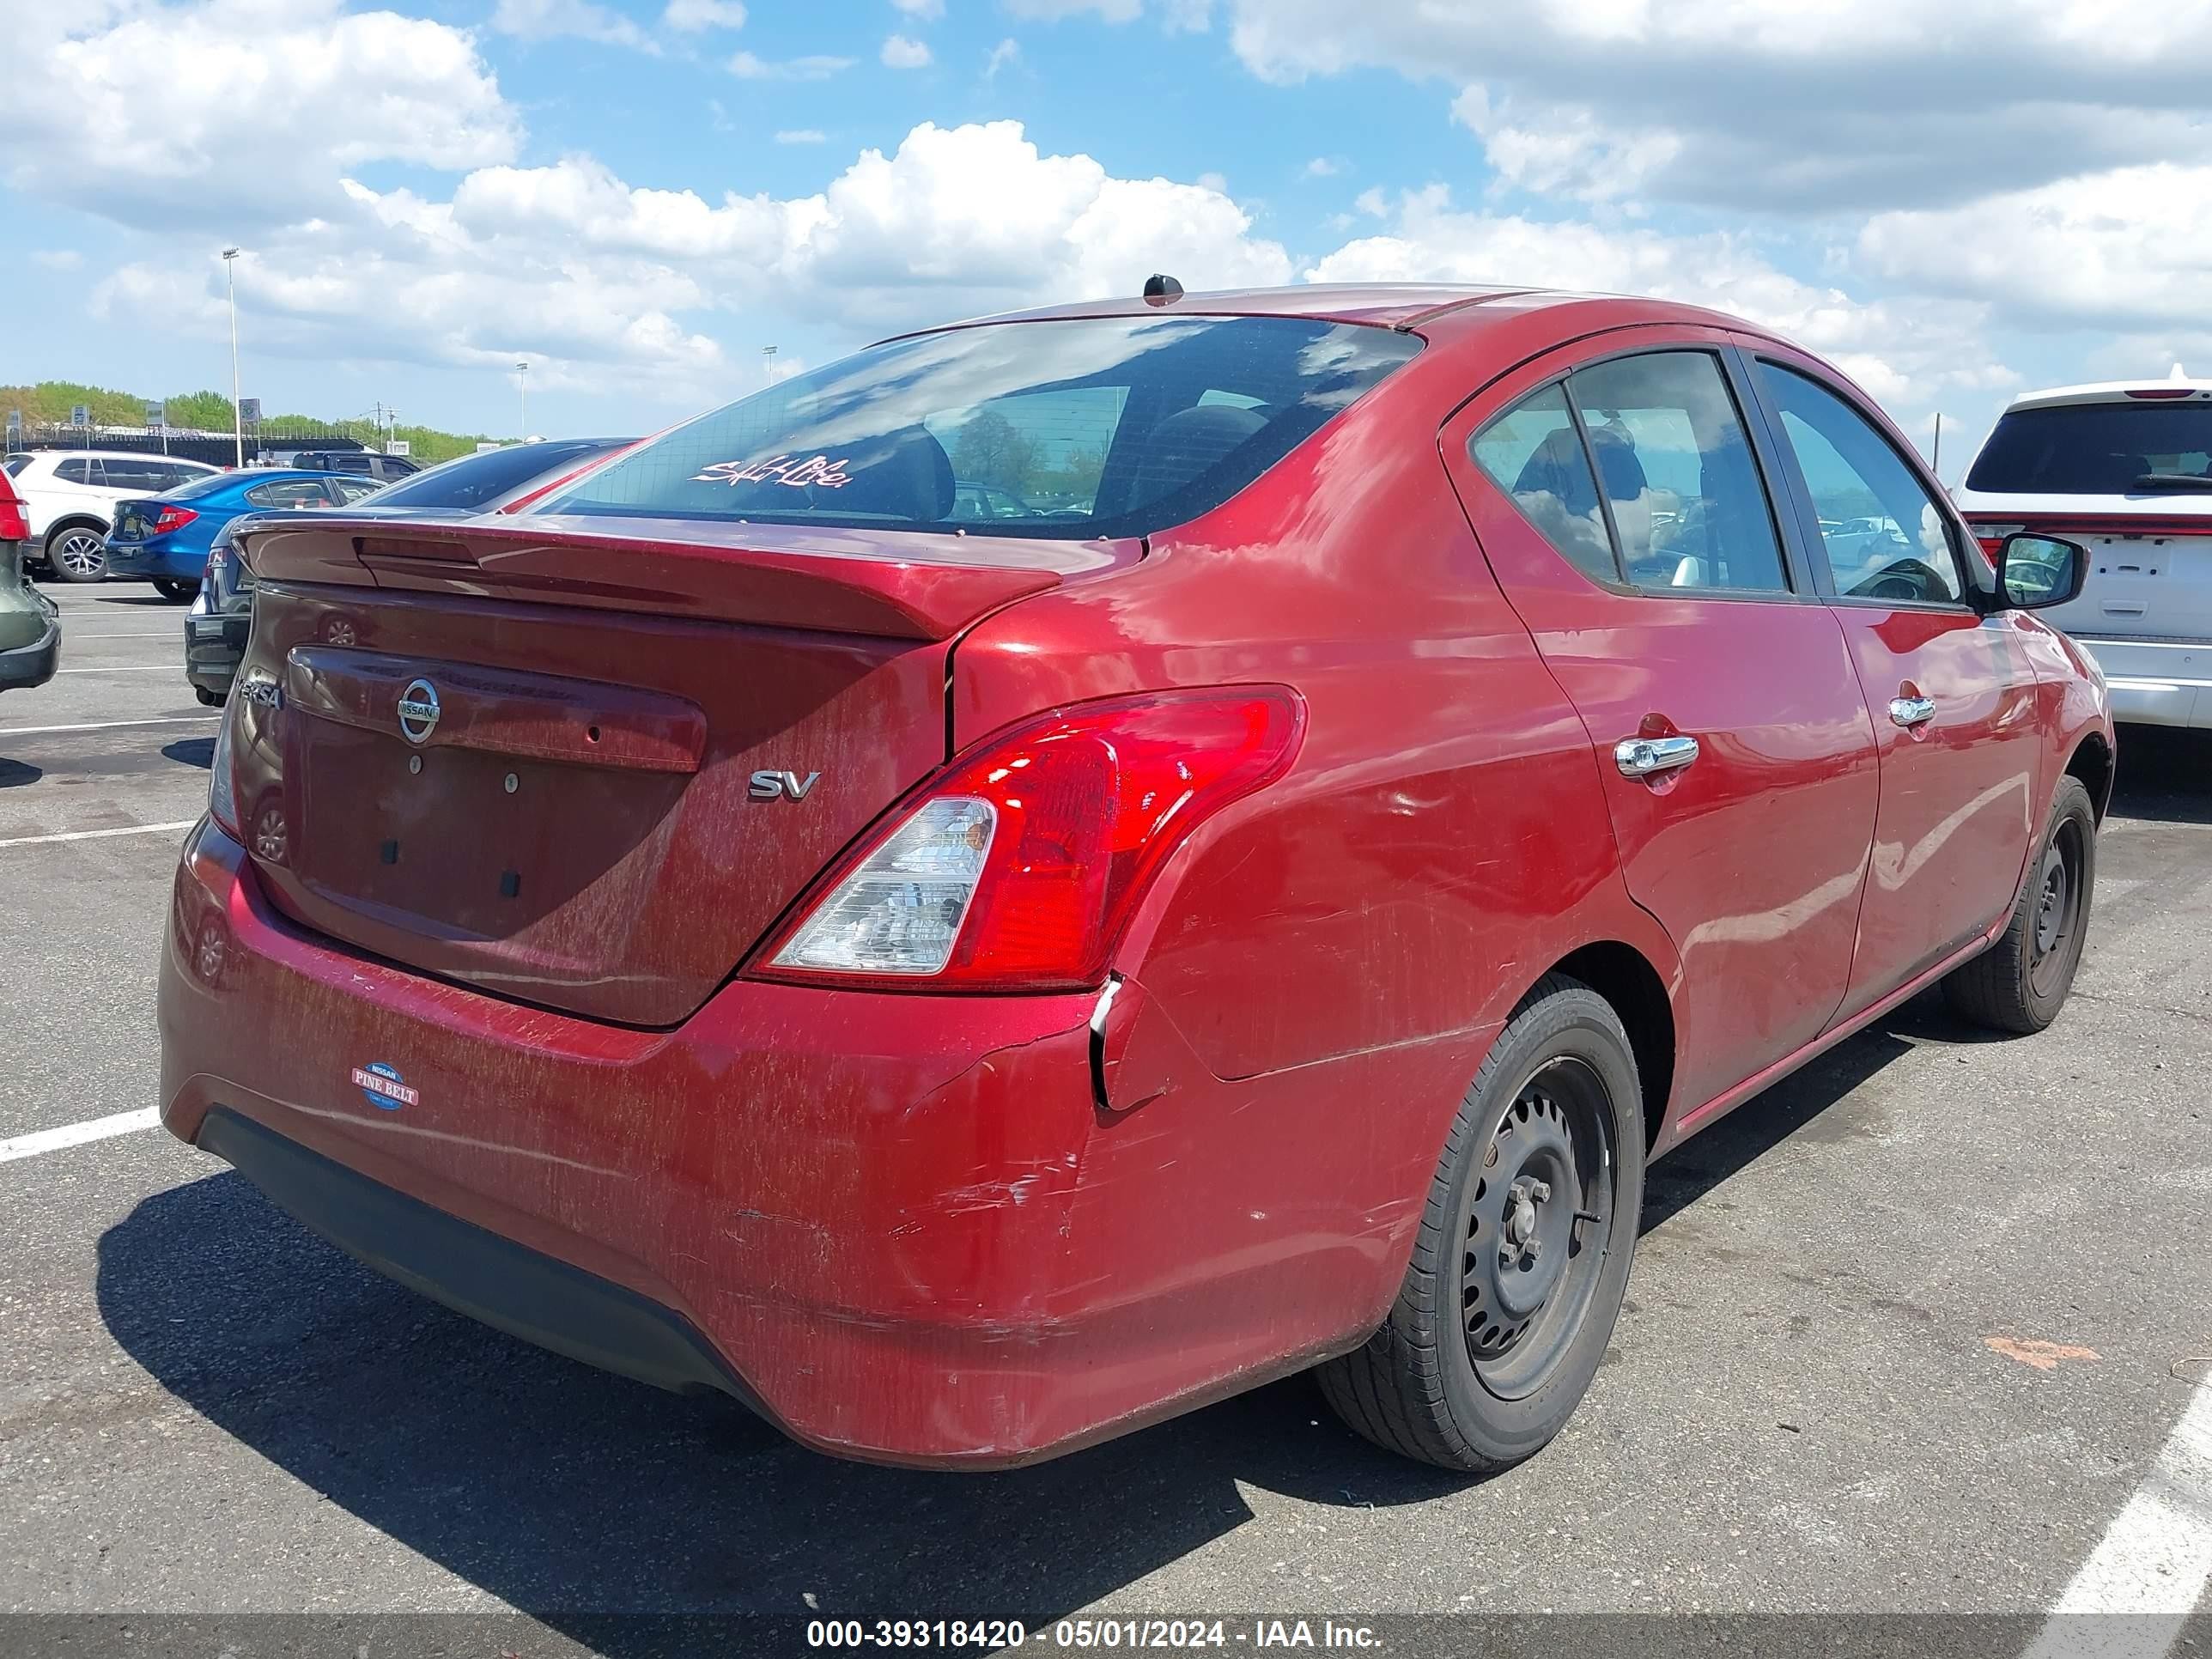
[691,454,854,489]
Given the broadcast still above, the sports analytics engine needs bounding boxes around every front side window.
[56,459,97,486]
[548,315,1422,540]
[1756,363,1963,604]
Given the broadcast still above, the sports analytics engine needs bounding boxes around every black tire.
[45,524,108,583]
[152,578,197,602]
[1317,974,1645,1473]
[1942,775,2095,1034]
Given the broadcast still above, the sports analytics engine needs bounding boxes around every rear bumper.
[159,821,1455,1467]
[0,613,60,690]
[184,609,247,698]
[2075,638,2212,729]
[105,540,203,581]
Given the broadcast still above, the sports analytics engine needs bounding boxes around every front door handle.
[1888,695,1936,728]
[1614,734,1700,779]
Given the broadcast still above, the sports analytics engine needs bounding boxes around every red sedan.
[157,285,2113,1472]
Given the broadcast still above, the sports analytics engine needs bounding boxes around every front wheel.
[1942,775,2096,1033]
[45,526,107,583]
[152,578,198,602]
[1317,975,1645,1473]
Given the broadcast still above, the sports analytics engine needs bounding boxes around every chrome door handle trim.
[1888,696,1936,727]
[1613,735,1700,778]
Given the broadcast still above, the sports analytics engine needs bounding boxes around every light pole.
[515,360,529,439]
[222,247,243,468]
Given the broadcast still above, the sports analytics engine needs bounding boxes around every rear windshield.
[1967,400,2212,494]
[368,440,618,511]
[167,471,249,501]
[544,315,1423,539]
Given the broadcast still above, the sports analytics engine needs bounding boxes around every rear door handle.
[1888,696,1936,728]
[1613,734,1700,778]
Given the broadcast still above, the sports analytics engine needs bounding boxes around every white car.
[0,450,222,583]
[1955,373,2212,729]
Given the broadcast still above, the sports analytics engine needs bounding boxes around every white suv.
[0,450,222,583]
[1955,374,2212,729]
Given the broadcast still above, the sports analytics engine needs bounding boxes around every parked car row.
[0,465,59,694]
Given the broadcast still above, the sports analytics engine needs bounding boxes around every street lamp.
[515,360,529,439]
[222,247,242,468]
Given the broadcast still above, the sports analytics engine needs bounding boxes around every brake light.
[153,505,199,535]
[2123,388,2197,400]
[0,475,27,542]
[752,688,1304,992]
[1967,521,2024,561]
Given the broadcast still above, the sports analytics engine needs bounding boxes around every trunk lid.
[1960,501,2212,643]
[225,513,1134,1025]
[110,498,163,543]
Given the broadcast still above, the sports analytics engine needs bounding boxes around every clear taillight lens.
[751,688,1303,994]
[773,798,996,975]
[208,708,241,839]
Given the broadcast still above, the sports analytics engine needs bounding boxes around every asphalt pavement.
[3,579,2209,1656]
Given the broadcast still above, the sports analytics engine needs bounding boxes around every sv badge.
[749,769,822,801]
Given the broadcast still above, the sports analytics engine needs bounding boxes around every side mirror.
[1999,532,2087,611]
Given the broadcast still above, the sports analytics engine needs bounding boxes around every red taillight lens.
[153,505,199,535]
[751,687,1304,993]
[0,477,27,542]
[2124,388,2196,400]
[1967,520,2024,561]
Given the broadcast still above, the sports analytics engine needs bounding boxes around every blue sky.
[10,1,2211,474]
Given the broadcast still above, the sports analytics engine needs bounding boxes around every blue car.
[104,469,383,599]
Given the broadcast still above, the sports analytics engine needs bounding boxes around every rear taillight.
[752,687,1304,993]
[2124,388,2197,400]
[0,477,27,542]
[1966,520,2024,561]
[208,708,242,839]
[154,505,199,536]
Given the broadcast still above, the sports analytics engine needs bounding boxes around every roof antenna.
[1142,273,1184,307]
[2172,362,2190,381]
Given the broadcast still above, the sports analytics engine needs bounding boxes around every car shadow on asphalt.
[0,757,41,788]
[2109,725,2211,827]
[96,996,1960,1641]
[161,737,213,769]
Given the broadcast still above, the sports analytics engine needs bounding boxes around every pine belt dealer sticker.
[351,1061,419,1112]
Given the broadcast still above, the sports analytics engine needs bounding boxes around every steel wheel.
[2028,814,2087,1002]
[46,527,107,582]
[1461,1056,1616,1401]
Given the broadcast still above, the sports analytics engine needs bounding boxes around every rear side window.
[1472,351,1789,594]
[548,315,1423,539]
[370,442,606,510]
[1468,386,1616,583]
[1967,400,2212,494]
[1756,363,1964,605]
[2,456,28,477]
[246,479,336,508]
[56,459,97,485]
[103,459,177,491]
[170,471,249,501]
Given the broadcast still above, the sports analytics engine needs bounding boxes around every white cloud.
[1216,0,2212,214]
[1005,0,1143,18]
[32,250,85,270]
[728,49,853,79]
[1307,187,2016,417]
[1858,163,2212,335]
[662,0,747,29]
[1301,157,1342,179]
[86,121,1292,403]
[881,33,933,68]
[775,129,828,145]
[492,0,655,52]
[984,37,1021,76]
[890,0,945,16]
[6,0,519,224]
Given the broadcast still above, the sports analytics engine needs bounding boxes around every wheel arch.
[1540,939,1675,1154]
[43,511,111,542]
[2063,730,2114,823]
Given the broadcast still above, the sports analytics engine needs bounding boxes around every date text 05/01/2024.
[805,1619,1384,1650]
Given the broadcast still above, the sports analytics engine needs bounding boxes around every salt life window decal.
[691,454,854,489]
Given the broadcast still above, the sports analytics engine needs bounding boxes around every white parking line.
[53,665,176,674]
[0,714,217,736]
[0,1107,162,1164]
[70,631,182,641]
[0,819,198,849]
[2021,1370,2212,1658]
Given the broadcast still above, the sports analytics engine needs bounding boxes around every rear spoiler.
[234,514,1139,641]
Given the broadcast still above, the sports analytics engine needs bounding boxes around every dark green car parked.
[1,466,60,693]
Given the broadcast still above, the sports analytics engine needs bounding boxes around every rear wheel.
[1317,975,1645,1473]
[1942,775,2095,1033]
[45,526,107,583]
[152,578,197,602]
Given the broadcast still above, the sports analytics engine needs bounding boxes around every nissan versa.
[157,285,2113,1473]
